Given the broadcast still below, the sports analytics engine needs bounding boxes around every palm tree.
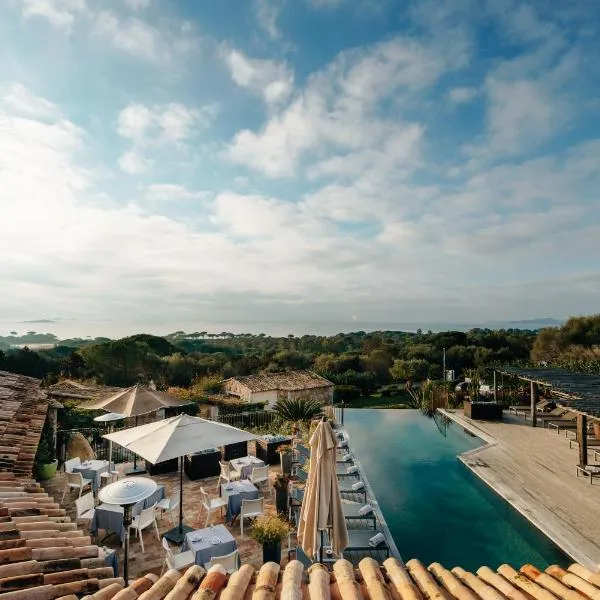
[273,397,324,424]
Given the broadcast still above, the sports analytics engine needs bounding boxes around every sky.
[1,0,600,334]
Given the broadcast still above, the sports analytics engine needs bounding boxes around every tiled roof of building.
[47,380,122,401]
[225,370,333,393]
[0,371,49,476]
[0,472,121,599]
[43,556,600,600]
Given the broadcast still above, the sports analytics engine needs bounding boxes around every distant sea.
[0,317,563,340]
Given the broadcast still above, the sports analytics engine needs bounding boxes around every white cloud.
[116,102,215,174]
[254,0,281,40]
[93,12,163,62]
[117,104,154,141]
[19,0,87,31]
[118,150,151,174]
[158,103,215,142]
[1,84,599,327]
[145,184,211,202]
[448,86,478,104]
[124,0,151,10]
[466,45,579,159]
[92,11,200,64]
[226,32,467,177]
[307,0,346,7]
[1,83,58,119]
[222,47,294,105]
[117,102,215,144]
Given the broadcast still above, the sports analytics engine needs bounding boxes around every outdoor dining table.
[230,455,265,480]
[221,480,259,523]
[90,484,165,541]
[73,459,109,493]
[181,524,237,567]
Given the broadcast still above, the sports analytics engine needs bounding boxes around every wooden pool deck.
[440,409,600,569]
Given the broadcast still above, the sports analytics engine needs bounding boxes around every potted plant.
[35,419,58,481]
[276,444,293,475]
[250,513,291,564]
[273,473,290,514]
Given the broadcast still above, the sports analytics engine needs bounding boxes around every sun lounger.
[336,463,359,477]
[576,464,600,484]
[342,501,377,529]
[293,467,308,483]
[518,406,568,421]
[338,479,367,501]
[569,438,600,450]
[343,529,390,558]
[512,399,552,417]
[535,408,572,421]
[547,419,578,434]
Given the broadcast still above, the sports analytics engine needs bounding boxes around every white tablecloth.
[73,460,109,492]
[181,524,237,566]
[230,456,265,480]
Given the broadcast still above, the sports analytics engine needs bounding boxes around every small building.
[222,370,334,408]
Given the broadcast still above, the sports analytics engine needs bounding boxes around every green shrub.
[334,384,361,402]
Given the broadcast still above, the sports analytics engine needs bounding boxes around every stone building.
[222,370,334,408]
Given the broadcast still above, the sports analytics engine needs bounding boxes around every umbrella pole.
[125,417,146,475]
[122,504,132,584]
[320,530,324,564]
[163,455,192,544]
[133,417,138,472]
[178,455,184,534]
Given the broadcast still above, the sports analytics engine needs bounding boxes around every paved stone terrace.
[441,408,600,569]
[42,464,285,579]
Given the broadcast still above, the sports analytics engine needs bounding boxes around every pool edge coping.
[343,428,403,563]
[438,408,590,569]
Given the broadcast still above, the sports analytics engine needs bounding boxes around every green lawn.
[337,392,411,409]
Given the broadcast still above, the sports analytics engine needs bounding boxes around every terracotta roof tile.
[224,371,333,393]
[47,381,122,402]
[47,556,598,600]
[0,371,50,476]
[0,473,119,600]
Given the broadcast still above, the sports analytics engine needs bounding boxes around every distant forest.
[1,315,599,401]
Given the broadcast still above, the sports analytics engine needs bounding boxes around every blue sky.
[1,0,599,332]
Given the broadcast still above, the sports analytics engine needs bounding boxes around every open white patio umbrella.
[297,419,348,562]
[104,413,256,542]
[81,384,191,474]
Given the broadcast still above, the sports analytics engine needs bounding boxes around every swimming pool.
[343,409,570,570]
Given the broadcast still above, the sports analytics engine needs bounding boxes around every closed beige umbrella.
[297,419,348,561]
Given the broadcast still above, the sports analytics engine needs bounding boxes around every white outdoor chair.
[218,461,240,486]
[240,497,264,540]
[74,492,95,522]
[200,487,227,528]
[204,549,239,573]
[250,465,269,491]
[62,471,92,502]
[156,492,182,526]
[161,536,195,574]
[128,503,160,553]
[64,457,81,473]
[100,470,120,487]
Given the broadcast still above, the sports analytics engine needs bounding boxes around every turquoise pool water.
[343,409,570,570]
